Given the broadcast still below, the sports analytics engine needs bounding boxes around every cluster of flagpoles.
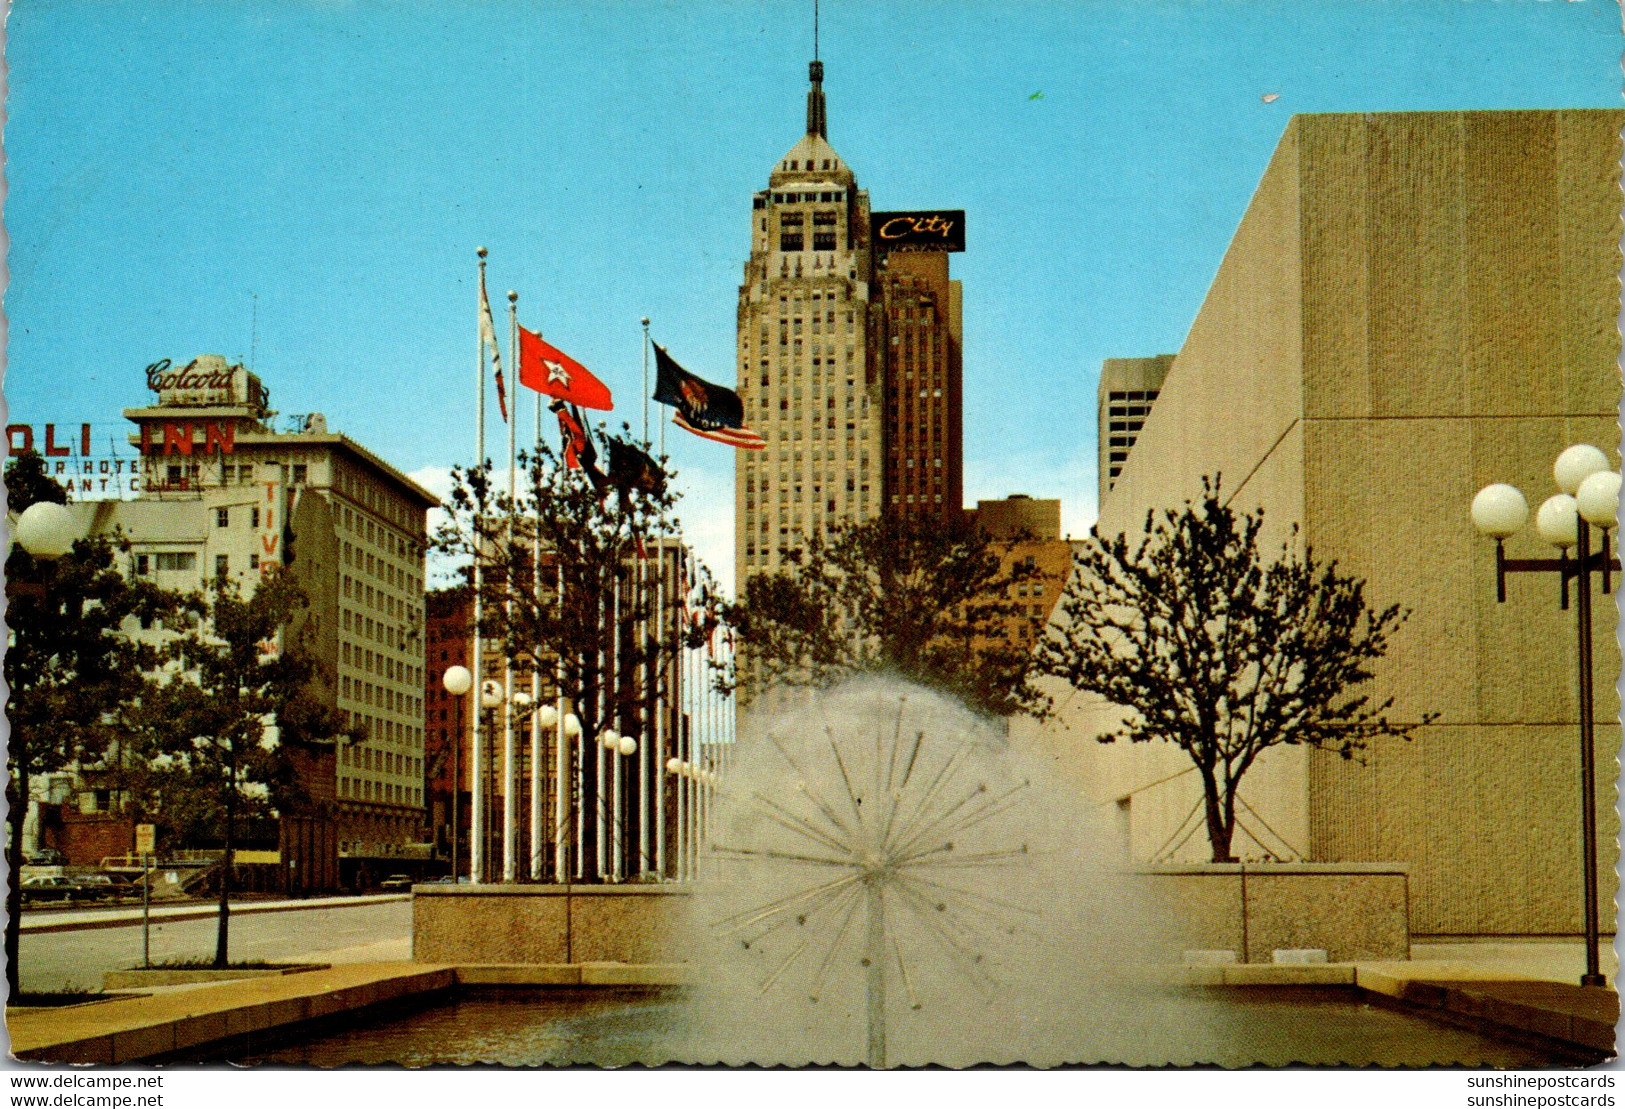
[460,247,742,884]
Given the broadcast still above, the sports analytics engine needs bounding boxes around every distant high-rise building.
[1097,354,1174,510]
[966,494,1078,653]
[734,60,964,592]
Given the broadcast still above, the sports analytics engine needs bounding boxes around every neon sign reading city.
[872,210,966,252]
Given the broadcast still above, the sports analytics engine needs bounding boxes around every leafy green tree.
[725,512,1050,718]
[3,452,188,997]
[1035,477,1430,862]
[139,570,354,966]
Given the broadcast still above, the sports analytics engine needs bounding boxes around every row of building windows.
[779,232,841,252]
[338,775,421,806]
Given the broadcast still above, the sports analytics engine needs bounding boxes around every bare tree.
[1036,477,1430,862]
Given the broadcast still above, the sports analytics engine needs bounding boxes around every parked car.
[73,875,128,901]
[379,874,414,892]
[21,875,85,903]
[25,848,65,866]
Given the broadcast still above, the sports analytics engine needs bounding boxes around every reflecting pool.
[236,987,1595,1068]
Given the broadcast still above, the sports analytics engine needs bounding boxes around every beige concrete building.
[1097,354,1173,511]
[107,356,438,858]
[1027,109,1622,940]
[734,61,965,591]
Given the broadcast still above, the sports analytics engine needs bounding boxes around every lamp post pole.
[1473,445,1621,988]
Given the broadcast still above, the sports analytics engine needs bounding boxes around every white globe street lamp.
[441,666,474,882]
[1471,444,1619,988]
[14,502,78,559]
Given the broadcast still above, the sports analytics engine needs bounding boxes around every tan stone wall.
[1036,109,1623,938]
[412,885,693,965]
[1135,864,1410,963]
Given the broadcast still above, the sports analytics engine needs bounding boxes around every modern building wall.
[1028,109,1622,938]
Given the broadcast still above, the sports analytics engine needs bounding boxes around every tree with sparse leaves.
[725,512,1051,719]
[3,451,189,997]
[1035,477,1430,863]
[434,426,686,874]
[138,570,355,967]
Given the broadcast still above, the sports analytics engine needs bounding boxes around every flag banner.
[551,400,608,492]
[606,436,667,498]
[651,343,766,449]
[520,326,613,411]
[478,271,508,423]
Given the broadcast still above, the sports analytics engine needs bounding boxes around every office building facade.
[734,61,964,591]
[107,356,438,862]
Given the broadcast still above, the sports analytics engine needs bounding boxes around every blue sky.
[5,0,1621,595]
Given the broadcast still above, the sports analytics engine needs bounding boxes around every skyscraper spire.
[806,59,827,139]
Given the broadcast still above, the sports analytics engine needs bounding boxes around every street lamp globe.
[618,734,638,757]
[1575,470,1621,529]
[14,502,78,559]
[1471,484,1529,539]
[666,757,683,775]
[537,705,560,728]
[1535,494,1579,550]
[563,713,582,739]
[512,691,532,710]
[480,680,504,710]
[1554,444,1611,497]
[600,728,620,750]
[442,665,473,696]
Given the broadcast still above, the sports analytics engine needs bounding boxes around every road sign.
[134,823,156,856]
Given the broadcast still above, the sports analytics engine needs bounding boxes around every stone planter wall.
[412,884,692,965]
[1135,863,1409,963]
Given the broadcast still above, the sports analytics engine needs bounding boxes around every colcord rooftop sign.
[145,355,270,410]
[871,210,966,252]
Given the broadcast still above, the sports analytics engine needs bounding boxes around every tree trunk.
[214,748,234,969]
[1200,768,1238,864]
[6,764,30,999]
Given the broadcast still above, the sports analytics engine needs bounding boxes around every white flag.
[478,267,508,422]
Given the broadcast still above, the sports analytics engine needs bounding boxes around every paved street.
[17,898,413,993]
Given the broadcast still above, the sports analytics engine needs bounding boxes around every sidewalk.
[18,894,409,934]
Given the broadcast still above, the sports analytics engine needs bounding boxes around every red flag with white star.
[518,326,613,411]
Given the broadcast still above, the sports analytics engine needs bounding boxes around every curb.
[18,895,410,935]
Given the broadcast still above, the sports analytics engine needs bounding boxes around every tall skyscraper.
[1097,353,1173,511]
[734,60,966,592]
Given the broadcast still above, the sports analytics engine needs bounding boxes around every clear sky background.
[5,0,1621,595]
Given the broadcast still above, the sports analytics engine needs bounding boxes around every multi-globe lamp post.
[1471,444,1621,989]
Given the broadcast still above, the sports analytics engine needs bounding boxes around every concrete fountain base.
[1135,862,1411,963]
[411,884,693,966]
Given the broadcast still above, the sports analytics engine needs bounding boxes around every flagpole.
[638,319,653,878]
[471,247,489,885]
[556,560,570,884]
[503,290,520,883]
[531,384,545,880]
[612,572,625,881]
[596,574,608,881]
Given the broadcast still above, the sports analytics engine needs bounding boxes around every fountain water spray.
[677,677,1175,1067]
